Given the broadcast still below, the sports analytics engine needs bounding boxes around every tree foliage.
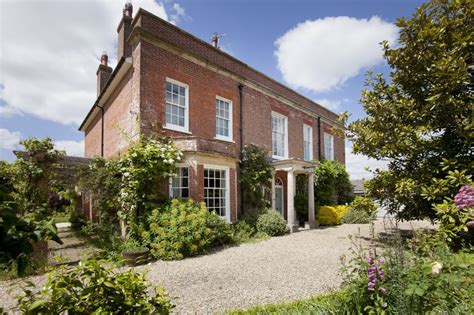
[116,137,183,238]
[343,0,473,219]
[240,144,273,210]
[314,160,354,206]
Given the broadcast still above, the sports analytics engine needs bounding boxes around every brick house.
[79,3,345,232]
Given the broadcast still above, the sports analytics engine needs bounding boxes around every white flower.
[431,262,442,275]
[123,172,130,177]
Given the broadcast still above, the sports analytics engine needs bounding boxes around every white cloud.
[314,98,342,111]
[275,16,398,92]
[54,140,85,157]
[170,3,187,24]
[0,105,23,118]
[0,0,170,126]
[345,146,388,180]
[0,128,21,150]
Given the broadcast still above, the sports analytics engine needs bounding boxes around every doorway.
[274,177,284,216]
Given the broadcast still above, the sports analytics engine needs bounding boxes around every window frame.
[324,132,334,161]
[203,164,231,222]
[164,77,190,133]
[271,111,288,160]
[169,164,190,199]
[303,124,313,161]
[214,95,233,142]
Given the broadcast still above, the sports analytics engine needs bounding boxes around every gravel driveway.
[0,219,432,314]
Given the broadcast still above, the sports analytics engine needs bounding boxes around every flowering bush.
[143,199,230,260]
[316,205,348,225]
[117,137,183,237]
[454,185,474,209]
[341,225,473,314]
[434,184,474,242]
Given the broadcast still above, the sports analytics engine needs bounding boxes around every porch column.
[287,170,298,233]
[271,171,276,210]
[308,173,316,228]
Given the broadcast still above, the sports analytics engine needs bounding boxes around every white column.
[287,170,298,233]
[308,173,316,228]
[271,172,276,210]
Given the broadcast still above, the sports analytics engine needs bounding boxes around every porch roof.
[271,158,318,174]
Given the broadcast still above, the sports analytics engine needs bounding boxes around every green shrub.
[17,259,174,314]
[350,196,378,217]
[341,226,474,314]
[314,160,354,206]
[342,197,377,224]
[240,144,273,210]
[256,209,287,236]
[342,207,372,224]
[144,199,230,260]
[316,205,348,226]
[1,203,62,277]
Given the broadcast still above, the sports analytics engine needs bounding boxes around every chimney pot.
[100,52,108,66]
[123,0,133,17]
[97,51,113,96]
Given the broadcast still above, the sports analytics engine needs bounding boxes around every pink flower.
[455,185,474,210]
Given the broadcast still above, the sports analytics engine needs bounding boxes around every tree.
[343,0,473,220]
[240,144,273,211]
[313,160,354,207]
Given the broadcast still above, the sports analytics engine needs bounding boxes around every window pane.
[170,167,189,199]
[204,168,228,219]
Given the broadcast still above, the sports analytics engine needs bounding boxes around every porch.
[271,159,318,233]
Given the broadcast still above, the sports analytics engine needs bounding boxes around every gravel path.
[0,219,433,314]
[141,219,432,313]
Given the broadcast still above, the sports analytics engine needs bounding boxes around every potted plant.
[122,238,149,266]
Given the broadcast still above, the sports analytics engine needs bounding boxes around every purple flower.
[466,221,474,228]
[455,185,474,210]
[380,287,387,294]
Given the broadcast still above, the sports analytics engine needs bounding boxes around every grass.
[52,214,70,224]
[228,290,347,314]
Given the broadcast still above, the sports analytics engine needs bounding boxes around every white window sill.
[214,136,234,143]
[163,125,192,134]
[272,155,288,160]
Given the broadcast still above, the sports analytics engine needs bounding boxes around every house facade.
[79,3,345,232]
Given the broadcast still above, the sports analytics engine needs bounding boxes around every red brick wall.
[135,9,339,122]
[321,121,345,165]
[84,69,134,158]
[139,41,241,159]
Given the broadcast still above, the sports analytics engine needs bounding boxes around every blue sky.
[0,0,425,178]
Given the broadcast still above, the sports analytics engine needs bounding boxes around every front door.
[275,184,284,216]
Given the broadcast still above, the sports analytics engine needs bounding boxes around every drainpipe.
[317,116,322,160]
[238,83,244,214]
[98,105,105,157]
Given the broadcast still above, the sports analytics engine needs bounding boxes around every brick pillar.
[190,163,204,202]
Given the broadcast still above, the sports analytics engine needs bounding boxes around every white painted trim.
[323,132,334,161]
[168,163,189,198]
[203,164,231,222]
[215,95,233,142]
[274,179,284,217]
[303,124,313,161]
[271,111,288,160]
[163,125,192,134]
[165,77,190,133]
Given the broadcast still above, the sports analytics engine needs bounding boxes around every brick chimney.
[117,0,133,60]
[96,52,113,96]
